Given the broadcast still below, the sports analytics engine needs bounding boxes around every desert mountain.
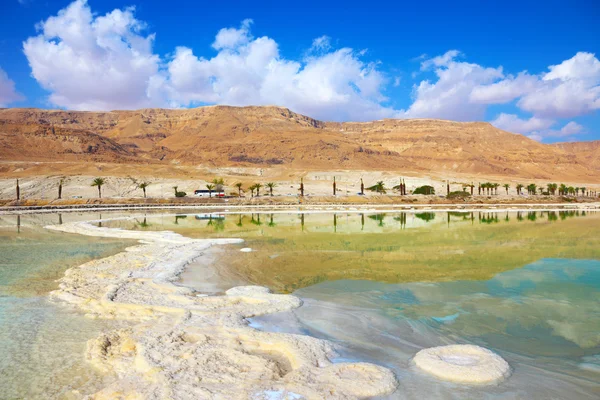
[0,106,598,182]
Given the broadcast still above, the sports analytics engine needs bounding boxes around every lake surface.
[2,210,599,399]
[0,213,134,399]
[106,210,600,399]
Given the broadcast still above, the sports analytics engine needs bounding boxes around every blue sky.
[0,0,599,143]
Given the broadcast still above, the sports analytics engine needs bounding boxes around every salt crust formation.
[46,221,398,399]
[413,344,511,385]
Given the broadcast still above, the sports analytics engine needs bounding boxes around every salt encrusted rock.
[413,344,511,384]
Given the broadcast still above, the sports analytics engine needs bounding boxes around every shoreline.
[3,201,600,215]
[45,218,398,399]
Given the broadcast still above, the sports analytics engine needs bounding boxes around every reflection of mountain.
[209,212,600,293]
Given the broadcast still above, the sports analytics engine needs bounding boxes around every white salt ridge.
[413,344,511,385]
[45,221,398,399]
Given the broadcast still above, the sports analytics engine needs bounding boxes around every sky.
[0,0,599,143]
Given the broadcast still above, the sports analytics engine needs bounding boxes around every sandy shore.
[45,219,397,399]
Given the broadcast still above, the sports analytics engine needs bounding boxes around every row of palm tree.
[10,177,600,200]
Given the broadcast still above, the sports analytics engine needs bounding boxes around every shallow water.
[3,210,600,398]
[107,210,600,398]
[0,213,134,399]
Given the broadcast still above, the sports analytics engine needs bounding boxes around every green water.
[106,210,600,398]
[0,213,134,399]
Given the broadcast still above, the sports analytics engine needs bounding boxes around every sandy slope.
[1,106,599,183]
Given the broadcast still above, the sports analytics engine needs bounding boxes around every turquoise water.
[0,213,133,399]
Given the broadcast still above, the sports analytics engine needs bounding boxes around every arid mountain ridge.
[0,105,598,182]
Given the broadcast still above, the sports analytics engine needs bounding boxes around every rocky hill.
[0,106,598,182]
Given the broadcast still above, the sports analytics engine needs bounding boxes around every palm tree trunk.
[98,186,102,198]
[16,179,20,201]
[58,182,62,199]
[143,188,146,198]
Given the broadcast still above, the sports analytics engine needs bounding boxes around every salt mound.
[240,247,252,252]
[413,344,510,384]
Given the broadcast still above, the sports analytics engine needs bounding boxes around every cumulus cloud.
[527,121,586,142]
[22,1,396,121]
[23,0,163,110]
[475,52,600,119]
[404,50,599,139]
[491,113,555,134]
[0,67,23,106]
[401,50,503,120]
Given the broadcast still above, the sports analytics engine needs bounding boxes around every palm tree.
[559,184,568,196]
[266,182,276,196]
[16,179,20,200]
[57,178,64,199]
[206,183,215,198]
[581,186,587,197]
[138,181,150,198]
[493,183,500,195]
[299,178,304,197]
[234,182,243,197]
[374,181,386,194]
[527,183,537,195]
[516,184,524,195]
[248,184,256,197]
[503,183,510,195]
[360,178,364,195]
[212,178,225,194]
[255,183,263,197]
[568,186,575,195]
[333,176,337,196]
[91,177,105,198]
[547,183,557,195]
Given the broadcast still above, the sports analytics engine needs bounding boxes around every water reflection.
[104,210,600,294]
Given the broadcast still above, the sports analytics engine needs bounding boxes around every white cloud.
[309,35,331,53]
[404,50,599,136]
[212,19,253,50]
[23,0,163,110]
[527,121,585,142]
[0,67,23,106]
[22,0,396,121]
[470,72,539,104]
[491,113,555,134]
[473,52,600,119]
[401,50,503,120]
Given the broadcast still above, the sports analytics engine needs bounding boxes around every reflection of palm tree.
[137,217,150,228]
[299,213,305,231]
[333,213,337,232]
[236,214,243,227]
[415,212,435,222]
[527,211,537,221]
[268,214,276,227]
[369,213,386,227]
[361,213,365,230]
